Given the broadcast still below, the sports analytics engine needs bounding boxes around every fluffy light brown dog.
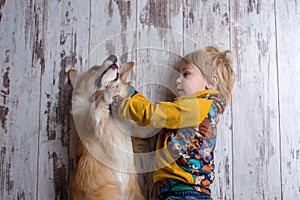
[68,55,144,200]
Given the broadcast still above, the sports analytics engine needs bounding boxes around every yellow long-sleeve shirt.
[117,89,226,195]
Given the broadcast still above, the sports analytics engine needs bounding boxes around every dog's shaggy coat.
[68,56,144,200]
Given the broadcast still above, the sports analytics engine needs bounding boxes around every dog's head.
[68,55,134,114]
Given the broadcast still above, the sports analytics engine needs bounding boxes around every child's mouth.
[177,88,183,92]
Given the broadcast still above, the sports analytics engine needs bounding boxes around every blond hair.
[182,46,235,103]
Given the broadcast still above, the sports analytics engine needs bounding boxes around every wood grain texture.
[276,0,300,198]
[36,0,90,199]
[0,0,41,199]
[231,0,281,199]
[89,0,137,68]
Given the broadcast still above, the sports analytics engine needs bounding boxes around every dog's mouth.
[91,57,119,102]
[95,57,119,89]
[101,63,119,88]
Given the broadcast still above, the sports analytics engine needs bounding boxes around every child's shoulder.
[206,93,226,114]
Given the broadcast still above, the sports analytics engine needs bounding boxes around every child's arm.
[115,90,212,129]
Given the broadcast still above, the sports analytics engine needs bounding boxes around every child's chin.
[177,91,185,96]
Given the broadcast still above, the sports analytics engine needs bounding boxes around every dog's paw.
[103,81,120,104]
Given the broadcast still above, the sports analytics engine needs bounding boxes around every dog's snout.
[107,55,117,63]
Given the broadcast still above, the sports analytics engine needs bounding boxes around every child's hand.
[110,94,122,111]
[109,84,136,112]
[128,84,136,96]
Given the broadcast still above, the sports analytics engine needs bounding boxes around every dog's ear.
[119,62,134,82]
[68,69,78,87]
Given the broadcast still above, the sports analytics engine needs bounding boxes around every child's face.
[176,62,209,96]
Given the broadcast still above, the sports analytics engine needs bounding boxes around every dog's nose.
[107,55,117,63]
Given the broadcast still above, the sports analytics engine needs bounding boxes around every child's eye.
[183,72,191,77]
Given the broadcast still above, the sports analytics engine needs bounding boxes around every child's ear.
[119,62,134,82]
[212,75,219,86]
[68,69,78,87]
[207,75,219,89]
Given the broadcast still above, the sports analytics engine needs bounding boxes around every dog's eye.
[91,65,100,70]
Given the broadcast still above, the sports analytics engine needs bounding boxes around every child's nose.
[176,77,181,84]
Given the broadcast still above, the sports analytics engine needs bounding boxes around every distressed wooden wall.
[0,0,299,199]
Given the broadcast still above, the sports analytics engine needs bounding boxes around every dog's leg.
[90,82,119,126]
[124,175,145,200]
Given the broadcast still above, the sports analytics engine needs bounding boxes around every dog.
[68,55,144,200]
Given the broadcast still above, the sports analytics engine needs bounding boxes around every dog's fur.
[68,56,144,200]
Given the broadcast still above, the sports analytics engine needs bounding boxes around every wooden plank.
[276,0,300,199]
[183,0,231,52]
[136,0,183,199]
[37,0,90,199]
[231,0,281,199]
[89,0,137,68]
[0,0,42,199]
[183,1,233,199]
